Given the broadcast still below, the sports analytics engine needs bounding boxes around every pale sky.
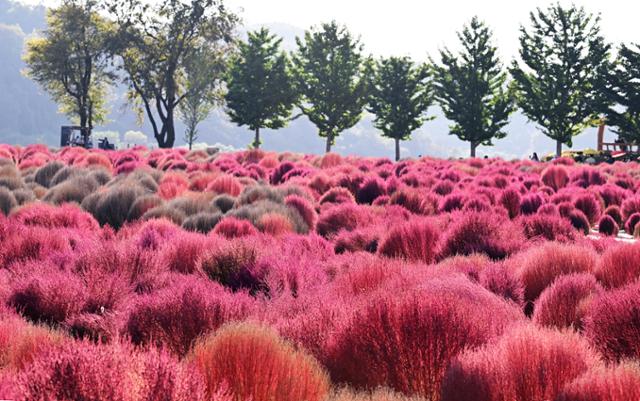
[222,0,638,61]
[20,0,640,62]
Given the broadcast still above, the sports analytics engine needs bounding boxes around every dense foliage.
[0,144,640,399]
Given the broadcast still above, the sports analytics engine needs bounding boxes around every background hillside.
[0,0,616,158]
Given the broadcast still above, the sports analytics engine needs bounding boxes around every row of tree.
[24,0,640,160]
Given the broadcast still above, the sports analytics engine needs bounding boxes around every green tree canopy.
[293,21,369,153]
[605,43,640,143]
[23,0,114,135]
[225,28,298,149]
[178,46,226,150]
[432,16,515,158]
[510,3,611,157]
[107,0,238,148]
[368,56,433,161]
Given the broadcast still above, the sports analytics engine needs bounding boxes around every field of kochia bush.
[1,143,640,400]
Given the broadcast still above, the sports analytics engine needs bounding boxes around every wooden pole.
[597,119,606,152]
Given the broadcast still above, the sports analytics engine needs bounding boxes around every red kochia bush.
[514,242,596,306]
[556,362,640,401]
[519,214,577,242]
[212,217,258,238]
[206,175,243,197]
[439,212,524,260]
[541,165,569,191]
[377,219,440,264]
[533,273,601,331]
[11,202,99,231]
[574,194,602,225]
[285,194,317,230]
[328,276,523,400]
[356,177,386,204]
[0,315,63,370]
[499,187,521,219]
[598,215,619,236]
[9,264,87,325]
[14,341,208,401]
[585,281,640,361]
[625,212,640,234]
[125,277,253,356]
[192,322,329,401]
[568,209,591,234]
[594,242,640,288]
[621,196,640,222]
[316,203,372,238]
[441,325,598,401]
[603,205,623,226]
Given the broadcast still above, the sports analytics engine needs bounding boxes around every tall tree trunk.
[325,133,333,153]
[556,139,562,158]
[163,107,176,148]
[395,137,400,162]
[253,127,261,149]
[470,141,477,158]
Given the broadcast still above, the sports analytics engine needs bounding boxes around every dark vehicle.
[60,126,116,150]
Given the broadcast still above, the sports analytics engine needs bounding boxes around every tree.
[510,3,611,157]
[368,57,433,161]
[293,21,369,153]
[23,0,114,135]
[225,28,297,149]
[432,17,515,158]
[107,0,238,148]
[178,46,225,150]
[605,43,640,143]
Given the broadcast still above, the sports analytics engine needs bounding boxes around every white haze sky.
[20,0,640,61]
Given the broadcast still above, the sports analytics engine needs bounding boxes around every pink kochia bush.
[439,212,524,260]
[125,276,254,356]
[594,242,640,288]
[327,275,523,400]
[377,219,440,264]
[533,273,601,331]
[556,362,640,401]
[584,281,640,362]
[441,325,598,401]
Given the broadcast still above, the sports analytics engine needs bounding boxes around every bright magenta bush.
[556,362,640,401]
[441,325,598,401]
[327,276,523,399]
[439,212,525,260]
[377,219,440,264]
[533,273,601,330]
[585,281,640,361]
[594,242,640,288]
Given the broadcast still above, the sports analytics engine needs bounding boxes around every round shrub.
[378,219,440,264]
[541,165,569,191]
[603,205,622,226]
[499,187,521,219]
[533,273,601,331]
[568,210,591,235]
[125,277,253,356]
[182,212,222,234]
[624,212,640,234]
[328,276,523,399]
[207,175,242,197]
[594,242,640,288]
[621,196,640,222]
[356,177,386,204]
[519,214,577,242]
[598,215,619,236]
[574,194,602,225]
[514,242,597,307]
[316,204,371,238]
[212,194,236,213]
[212,217,258,239]
[479,264,525,306]
[319,187,355,206]
[0,187,17,215]
[439,212,524,260]
[34,161,65,188]
[584,281,640,361]
[441,325,598,401]
[192,322,330,401]
[0,315,63,370]
[285,195,317,231]
[556,362,640,401]
[520,193,543,215]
